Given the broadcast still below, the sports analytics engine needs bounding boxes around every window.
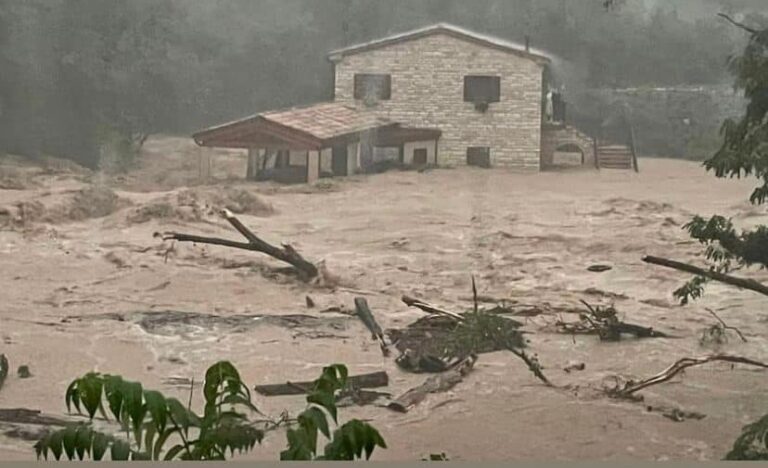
[464,76,501,103]
[467,147,491,168]
[354,74,392,101]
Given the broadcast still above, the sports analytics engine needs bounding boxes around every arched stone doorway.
[541,124,597,170]
[553,143,587,167]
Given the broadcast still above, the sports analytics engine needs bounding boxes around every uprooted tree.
[158,209,319,281]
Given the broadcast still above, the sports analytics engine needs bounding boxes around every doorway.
[413,148,428,166]
[331,145,348,177]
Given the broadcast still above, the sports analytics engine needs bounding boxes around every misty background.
[1,0,766,169]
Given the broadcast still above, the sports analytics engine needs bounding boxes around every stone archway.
[554,143,586,166]
[541,125,597,170]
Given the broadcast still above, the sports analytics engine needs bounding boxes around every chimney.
[525,35,530,52]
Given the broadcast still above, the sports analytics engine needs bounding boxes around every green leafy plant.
[34,361,264,461]
[35,362,388,462]
[726,414,768,460]
[280,364,387,461]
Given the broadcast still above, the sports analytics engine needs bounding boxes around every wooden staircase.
[597,144,636,171]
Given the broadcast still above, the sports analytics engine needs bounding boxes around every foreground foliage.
[727,415,768,460]
[35,362,263,460]
[281,364,386,461]
[34,362,386,461]
[670,17,768,462]
[676,20,768,305]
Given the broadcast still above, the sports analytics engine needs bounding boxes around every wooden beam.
[254,371,389,396]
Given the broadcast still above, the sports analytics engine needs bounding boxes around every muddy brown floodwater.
[1,137,768,461]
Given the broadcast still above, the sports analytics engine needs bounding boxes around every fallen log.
[611,354,768,399]
[0,408,69,427]
[401,296,464,321]
[354,298,390,356]
[387,355,477,413]
[643,255,768,298]
[254,371,389,397]
[158,209,318,280]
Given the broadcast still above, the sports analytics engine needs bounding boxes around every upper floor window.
[464,75,501,103]
[354,74,392,101]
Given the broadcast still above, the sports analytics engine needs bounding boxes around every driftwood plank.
[401,296,464,321]
[354,298,390,356]
[254,371,389,397]
[387,355,477,413]
[0,355,7,392]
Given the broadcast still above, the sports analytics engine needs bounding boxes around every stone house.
[329,23,558,170]
[193,23,621,182]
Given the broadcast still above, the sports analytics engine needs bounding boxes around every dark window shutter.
[354,74,392,101]
[464,76,501,103]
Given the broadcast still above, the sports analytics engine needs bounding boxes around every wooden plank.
[387,356,476,413]
[354,298,390,356]
[254,371,389,396]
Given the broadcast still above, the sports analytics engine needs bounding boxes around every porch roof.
[193,102,394,150]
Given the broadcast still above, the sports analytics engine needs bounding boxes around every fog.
[0,0,765,167]
[3,1,768,462]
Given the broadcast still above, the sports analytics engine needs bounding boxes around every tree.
[669,15,768,305]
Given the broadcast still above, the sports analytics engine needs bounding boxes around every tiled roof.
[262,102,394,140]
[193,102,400,148]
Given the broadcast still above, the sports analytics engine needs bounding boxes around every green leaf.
[132,451,152,460]
[204,361,241,405]
[163,444,185,461]
[62,426,78,460]
[307,392,337,423]
[281,429,313,461]
[110,439,131,461]
[143,390,168,432]
[65,380,79,414]
[79,375,104,420]
[91,432,109,461]
[153,427,177,460]
[34,435,51,460]
[120,380,146,446]
[144,423,157,458]
[74,425,92,460]
[167,397,199,430]
[303,406,330,439]
[103,375,125,422]
[48,430,64,461]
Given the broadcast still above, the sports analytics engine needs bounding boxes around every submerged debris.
[17,366,31,379]
[556,301,673,341]
[700,309,747,347]
[386,310,525,374]
[387,355,477,413]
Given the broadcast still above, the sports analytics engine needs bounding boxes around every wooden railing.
[623,107,640,173]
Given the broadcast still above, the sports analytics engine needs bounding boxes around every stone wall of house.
[332,34,545,170]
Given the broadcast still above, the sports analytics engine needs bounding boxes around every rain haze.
[2,0,768,462]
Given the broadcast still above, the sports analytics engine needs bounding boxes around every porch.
[192,102,441,184]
